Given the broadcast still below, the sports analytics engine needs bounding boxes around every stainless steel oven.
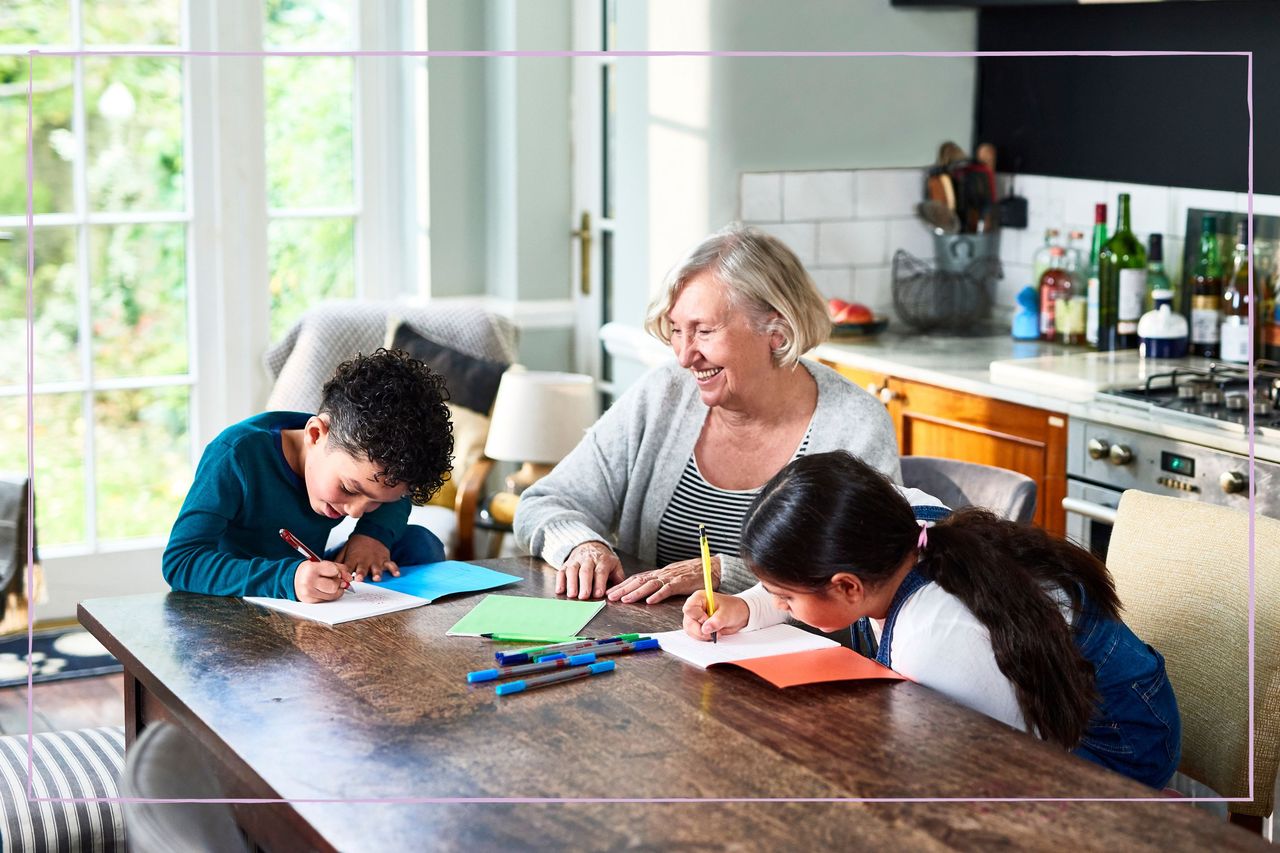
[1063,478,1120,558]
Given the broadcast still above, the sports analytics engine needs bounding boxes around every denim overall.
[873,567,1181,789]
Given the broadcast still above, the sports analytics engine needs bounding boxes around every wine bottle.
[1085,203,1107,348]
[1097,193,1145,351]
[1189,216,1224,359]
[1144,234,1173,313]
[1057,231,1087,345]
[1220,220,1250,364]
[1039,244,1067,341]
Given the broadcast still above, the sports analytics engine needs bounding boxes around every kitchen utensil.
[917,200,960,234]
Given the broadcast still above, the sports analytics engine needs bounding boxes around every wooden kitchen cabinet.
[821,360,1067,536]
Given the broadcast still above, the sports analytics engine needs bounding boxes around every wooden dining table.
[78,555,1263,851]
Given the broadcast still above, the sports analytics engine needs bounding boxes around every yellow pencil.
[698,523,717,643]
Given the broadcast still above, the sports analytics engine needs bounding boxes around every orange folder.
[717,645,908,689]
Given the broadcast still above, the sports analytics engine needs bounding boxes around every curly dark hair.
[318,348,453,505]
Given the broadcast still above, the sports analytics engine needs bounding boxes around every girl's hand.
[682,591,749,641]
[606,556,720,605]
[293,560,354,603]
[558,541,625,599]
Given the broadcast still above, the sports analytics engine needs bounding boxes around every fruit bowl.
[831,316,889,339]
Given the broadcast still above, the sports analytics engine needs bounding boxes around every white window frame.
[23,0,423,619]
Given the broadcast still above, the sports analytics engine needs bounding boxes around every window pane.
[90,223,187,379]
[1,227,80,385]
[94,386,189,540]
[0,392,87,546]
[264,0,353,50]
[0,56,75,216]
[82,0,180,45]
[0,1,72,45]
[85,57,184,212]
[265,57,353,208]
[269,217,354,340]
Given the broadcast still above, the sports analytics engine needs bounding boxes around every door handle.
[571,211,592,296]
[1061,496,1117,525]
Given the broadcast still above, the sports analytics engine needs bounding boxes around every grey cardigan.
[513,359,902,593]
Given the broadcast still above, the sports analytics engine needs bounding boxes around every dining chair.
[899,455,1037,523]
[1106,489,1280,832]
[121,722,251,853]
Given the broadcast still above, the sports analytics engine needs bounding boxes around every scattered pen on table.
[531,638,659,665]
[494,660,616,696]
[470,639,659,682]
[480,633,586,644]
[278,527,355,594]
[495,633,645,664]
[699,523,717,643]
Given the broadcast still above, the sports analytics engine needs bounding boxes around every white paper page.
[652,624,838,669]
[244,582,426,625]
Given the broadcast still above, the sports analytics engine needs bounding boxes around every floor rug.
[0,627,123,689]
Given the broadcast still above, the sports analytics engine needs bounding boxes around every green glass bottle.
[1097,193,1146,351]
[1144,234,1173,313]
[1189,216,1224,359]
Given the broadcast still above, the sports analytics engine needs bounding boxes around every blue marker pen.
[495,660,616,696]
[467,652,597,684]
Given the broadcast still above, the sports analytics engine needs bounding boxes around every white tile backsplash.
[756,222,817,267]
[739,167,1280,329]
[782,171,856,220]
[856,169,923,219]
[740,173,782,222]
[818,220,888,266]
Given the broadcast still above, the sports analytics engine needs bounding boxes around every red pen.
[278,527,354,593]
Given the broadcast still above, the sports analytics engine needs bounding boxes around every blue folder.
[373,560,521,603]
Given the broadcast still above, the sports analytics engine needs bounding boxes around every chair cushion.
[389,322,510,416]
[0,725,126,852]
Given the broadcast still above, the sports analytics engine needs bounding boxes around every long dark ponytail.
[741,451,1122,748]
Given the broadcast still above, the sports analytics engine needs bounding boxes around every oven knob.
[1108,444,1133,466]
[1220,471,1248,495]
[1088,438,1110,460]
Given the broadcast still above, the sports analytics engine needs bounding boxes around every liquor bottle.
[1096,193,1146,351]
[1189,216,1224,359]
[1032,228,1062,286]
[1057,231,1088,345]
[1144,234,1173,313]
[1039,244,1067,341]
[1085,203,1108,347]
[1220,220,1251,364]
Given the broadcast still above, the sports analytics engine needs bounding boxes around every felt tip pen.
[467,651,598,683]
[279,527,354,593]
[497,633,646,664]
[533,637,659,664]
[479,633,587,644]
[495,660,616,696]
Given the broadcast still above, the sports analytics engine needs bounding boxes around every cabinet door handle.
[878,384,899,404]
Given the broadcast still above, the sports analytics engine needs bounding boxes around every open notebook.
[653,624,906,688]
[245,582,426,626]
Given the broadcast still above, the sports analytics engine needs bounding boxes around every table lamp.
[483,370,597,495]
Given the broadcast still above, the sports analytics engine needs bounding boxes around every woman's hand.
[559,541,625,599]
[606,556,720,605]
[682,591,749,640]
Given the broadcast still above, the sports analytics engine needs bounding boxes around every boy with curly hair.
[163,349,454,602]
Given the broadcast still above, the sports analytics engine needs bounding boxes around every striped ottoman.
[0,726,126,852]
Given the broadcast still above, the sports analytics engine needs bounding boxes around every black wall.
[975,1,1277,195]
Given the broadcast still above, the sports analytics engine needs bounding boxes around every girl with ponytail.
[682,450,1180,788]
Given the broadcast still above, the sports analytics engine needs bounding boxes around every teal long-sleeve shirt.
[162,411,410,599]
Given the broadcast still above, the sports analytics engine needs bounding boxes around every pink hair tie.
[917,520,929,550]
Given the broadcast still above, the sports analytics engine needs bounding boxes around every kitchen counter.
[812,332,1280,463]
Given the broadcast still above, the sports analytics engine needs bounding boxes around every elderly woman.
[514,224,900,601]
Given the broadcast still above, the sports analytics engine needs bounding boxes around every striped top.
[654,424,813,567]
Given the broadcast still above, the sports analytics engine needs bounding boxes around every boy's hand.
[340,534,400,582]
[294,560,354,603]
[682,591,749,641]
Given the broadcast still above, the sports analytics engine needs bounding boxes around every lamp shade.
[483,370,597,464]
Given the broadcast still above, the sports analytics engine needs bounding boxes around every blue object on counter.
[1012,286,1040,340]
[1138,289,1189,359]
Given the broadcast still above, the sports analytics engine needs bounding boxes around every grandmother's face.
[668,273,781,410]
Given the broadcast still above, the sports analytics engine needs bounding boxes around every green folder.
[446,594,605,638]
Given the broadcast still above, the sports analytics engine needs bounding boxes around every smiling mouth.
[692,367,723,381]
